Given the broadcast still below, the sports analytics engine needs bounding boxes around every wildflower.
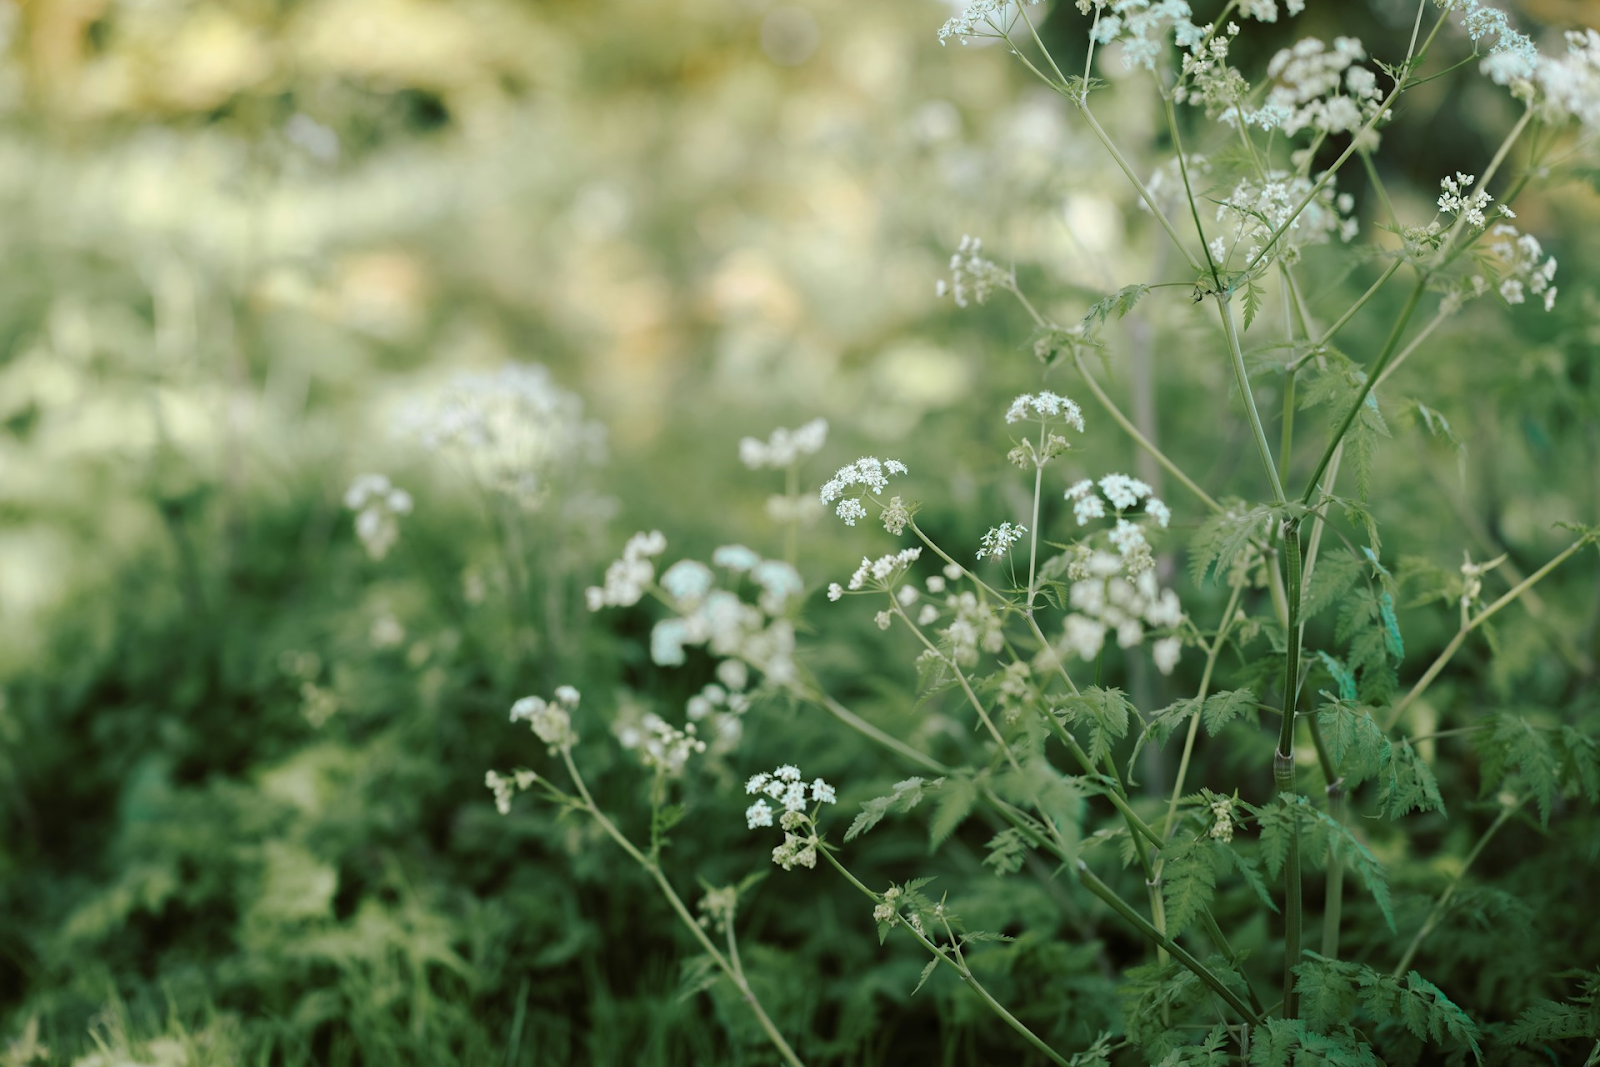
[937,235,1014,307]
[1485,223,1558,309]
[747,800,774,828]
[485,770,516,815]
[739,418,829,469]
[820,457,909,526]
[712,544,762,572]
[938,1,1042,47]
[393,362,605,506]
[875,611,893,631]
[344,473,413,561]
[1437,172,1493,229]
[661,559,715,605]
[977,522,1028,561]
[511,690,580,752]
[630,713,708,774]
[1005,391,1086,431]
[845,547,923,592]
[917,603,939,626]
[1152,636,1182,675]
[587,531,668,610]
[827,582,844,602]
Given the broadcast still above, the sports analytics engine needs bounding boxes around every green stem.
[1217,294,1286,504]
[1391,796,1524,976]
[1384,535,1593,730]
[1077,861,1262,1025]
[1078,104,1204,274]
[1026,422,1046,609]
[559,748,806,1067]
[1316,259,1405,349]
[1277,520,1305,1019]
[1299,275,1426,509]
[819,848,1072,1066]
[1072,352,1223,514]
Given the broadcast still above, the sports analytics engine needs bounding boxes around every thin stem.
[1315,259,1405,350]
[1384,535,1593,730]
[1077,861,1262,1025]
[560,748,806,1067]
[891,600,1026,779]
[784,463,799,567]
[1079,104,1204,274]
[1299,275,1426,509]
[801,683,952,776]
[819,848,1072,1066]
[1026,422,1046,609]
[1159,582,1245,842]
[1072,352,1223,514]
[1277,521,1305,1019]
[1217,295,1286,504]
[909,520,1007,602]
[1391,796,1524,976]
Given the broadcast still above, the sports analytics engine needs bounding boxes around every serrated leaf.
[1202,688,1255,736]
[1306,803,1396,932]
[983,827,1028,876]
[1302,551,1365,620]
[1318,698,1389,785]
[1160,837,1220,938]
[1189,502,1278,586]
[911,955,941,995]
[1243,277,1265,331]
[845,776,944,842]
[927,775,980,849]
[1377,738,1445,820]
[1082,283,1151,334]
[1315,650,1358,703]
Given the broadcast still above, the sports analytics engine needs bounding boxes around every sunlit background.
[2,0,1598,1063]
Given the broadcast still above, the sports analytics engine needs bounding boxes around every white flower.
[827,582,844,602]
[1098,473,1153,510]
[712,544,762,571]
[820,457,909,525]
[846,547,923,591]
[345,473,412,561]
[977,522,1028,561]
[811,779,837,804]
[875,611,892,631]
[747,800,774,828]
[1152,636,1182,675]
[587,531,668,610]
[1005,391,1086,431]
[937,234,1015,306]
[740,418,829,469]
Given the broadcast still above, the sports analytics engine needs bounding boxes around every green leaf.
[1306,804,1397,932]
[1061,687,1135,767]
[1242,277,1265,331]
[1317,698,1389,786]
[927,775,980,849]
[982,827,1029,876]
[1082,283,1151,334]
[1189,502,1278,585]
[1376,738,1445,820]
[1302,551,1365,620]
[1202,688,1255,736]
[911,955,941,995]
[1160,836,1221,938]
[1475,714,1560,826]
[1315,650,1358,703]
[845,777,944,842]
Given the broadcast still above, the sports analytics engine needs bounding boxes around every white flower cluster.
[872,885,903,925]
[510,685,582,752]
[344,473,413,561]
[394,363,605,506]
[1535,30,1600,129]
[1208,794,1236,843]
[1082,0,1207,72]
[1005,391,1086,431]
[1060,563,1184,674]
[938,0,1041,46]
[1237,0,1305,19]
[938,590,1006,666]
[1226,37,1384,140]
[936,235,1014,308]
[1213,172,1357,264]
[620,713,707,774]
[484,768,538,816]
[1437,172,1494,229]
[620,540,802,684]
[1065,475,1171,537]
[832,546,924,601]
[820,457,908,526]
[1435,0,1539,86]
[739,418,828,470]
[744,764,837,871]
[586,530,667,609]
[681,661,754,755]
[1482,223,1558,310]
[977,522,1028,561]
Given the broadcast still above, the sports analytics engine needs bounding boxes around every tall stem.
[819,848,1072,1066]
[559,748,806,1067]
[1217,295,1286,504]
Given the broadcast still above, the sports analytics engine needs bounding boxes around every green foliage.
[1081,284,1151,336]
[1376,738,1446,821]
[1059,687,1135,767]
[1318,698,1389,786]
[846,777,945,842]
[1188,502,1279,585]
[1294,954,1482,1061]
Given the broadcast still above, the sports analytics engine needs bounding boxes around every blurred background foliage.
[0,0,1597,1064]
